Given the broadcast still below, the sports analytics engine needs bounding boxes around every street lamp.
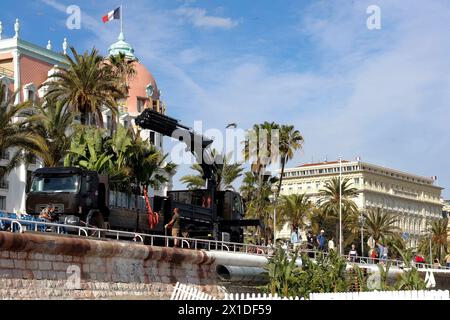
[269,193,277,242]
[360,212,366,257]
[429,231,433,265]
[339,157,343,256]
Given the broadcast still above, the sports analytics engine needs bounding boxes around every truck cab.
[26,167,108,227]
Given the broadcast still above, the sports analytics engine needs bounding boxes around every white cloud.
[176,7,238,29]
[40,0,450,196]
[40,0,66,12]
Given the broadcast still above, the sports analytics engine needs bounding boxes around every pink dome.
[126,61,160,115]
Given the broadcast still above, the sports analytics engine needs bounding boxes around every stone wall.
[0,232,230,300]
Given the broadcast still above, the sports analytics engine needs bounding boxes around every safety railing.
[272,246,450,271]
[0,217,269,255]
[0,67,14,78]
[0,217,88,237]
[2,216,450,271]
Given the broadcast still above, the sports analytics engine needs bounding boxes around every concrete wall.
[0,232,231,300]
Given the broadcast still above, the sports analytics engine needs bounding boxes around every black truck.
[25,109,259,243]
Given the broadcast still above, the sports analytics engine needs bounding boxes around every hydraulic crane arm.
[135,109,221,185]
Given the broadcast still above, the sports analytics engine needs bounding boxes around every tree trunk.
[277,156,286,200]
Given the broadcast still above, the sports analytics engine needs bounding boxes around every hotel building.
[0,19,169,213]
[279,159,444,248]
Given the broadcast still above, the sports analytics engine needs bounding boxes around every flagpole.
[120,4,123,34]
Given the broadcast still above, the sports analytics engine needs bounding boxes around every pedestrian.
[281,241,288,253]
[165,207,181,247]
[382,245,389,262]
[39,205,57,232]
[445,252,450,268]
[415,254,426,267]
[267,239,275,257]
[433,258,441,269]
[369,247,378,264]
[376,242,386,264]
[306,231,315,258]
[328,237,335,252]
[348,244,358,262]
[290,226,301,252]
[317,230,326,251]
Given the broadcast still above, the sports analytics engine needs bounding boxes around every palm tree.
[384,235,407,260]
[30,98,76,167]
[418,218,449,263]
[318,178,359,218]
[127,134,176,227]
[243,122,280,177]
[278,194,311,230]
[180,164,206,190]
[44,47,124,126]
[240,171,259,203]
[0,87,48,178]
[107,52,137,96]
[276,125,304,198]
[363,208,400,243]
[240,171,279,242]
[180,150,244,191]
[318,177,359,245]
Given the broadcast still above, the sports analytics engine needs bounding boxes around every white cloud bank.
[176,7,239,29]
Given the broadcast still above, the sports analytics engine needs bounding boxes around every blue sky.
[2,0,450,197]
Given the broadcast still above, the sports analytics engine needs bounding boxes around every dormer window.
[23,83,36,103]
[0,77,11,104]
[137,97,147,113]
[146,84,154,98]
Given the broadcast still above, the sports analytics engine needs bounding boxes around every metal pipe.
[216,265,268,284]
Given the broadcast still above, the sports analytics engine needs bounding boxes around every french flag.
[102,7,121,23]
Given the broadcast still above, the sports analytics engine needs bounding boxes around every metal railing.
[0,67,14,78]
[1,216,450,271]
[0,217,268,255]
[281,247,450,271]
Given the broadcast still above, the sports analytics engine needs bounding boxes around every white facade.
[279,160,444,248]
[0,19,172,213]
[0,19,68,213]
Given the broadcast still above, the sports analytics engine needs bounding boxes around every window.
[150,131,155,145]
[0,168,8,190]
[137,97,147,113]
[106,115,112,131]
[27,89,34,102]
[1,150,9,160]
[31,175,80,193]
[0,196,5,211]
